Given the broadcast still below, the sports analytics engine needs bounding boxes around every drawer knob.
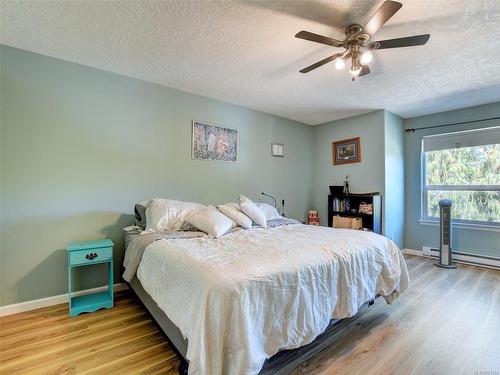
[85,252,98,260]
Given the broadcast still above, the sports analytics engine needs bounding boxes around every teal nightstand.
[67,239,114,317]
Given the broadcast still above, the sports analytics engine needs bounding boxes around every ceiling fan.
[295,0,430,79]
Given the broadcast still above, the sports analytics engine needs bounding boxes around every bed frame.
[126,276,378,375]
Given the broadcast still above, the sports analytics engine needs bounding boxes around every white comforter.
[136,224,409,375]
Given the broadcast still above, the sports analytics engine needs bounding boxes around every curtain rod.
[404,115,500,133]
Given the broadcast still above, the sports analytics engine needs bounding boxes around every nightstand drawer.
[69,247,112,266]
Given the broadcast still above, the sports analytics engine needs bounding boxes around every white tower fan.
[434,199,457,269]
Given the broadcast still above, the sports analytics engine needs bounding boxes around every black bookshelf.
[328,193,382,234]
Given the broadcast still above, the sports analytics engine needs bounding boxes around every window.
[422,126,500,226]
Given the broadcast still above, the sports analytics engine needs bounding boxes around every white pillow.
[145,198,205,232]
[186,206,236,238]
[255,203,281,220]
[238,195,268,229]
[218,203,253,229]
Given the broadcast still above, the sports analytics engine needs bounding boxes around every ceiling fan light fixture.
[349,57,362,76]
[360,51,373,65]
[295,1,430,79]
[349,65,362,76]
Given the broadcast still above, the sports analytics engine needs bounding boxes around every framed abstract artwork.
[332,137,361,165]
[192,121,239,162]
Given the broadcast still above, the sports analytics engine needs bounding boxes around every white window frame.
[421,145,500,229]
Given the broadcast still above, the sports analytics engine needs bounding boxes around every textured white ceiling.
[1,1,500,125]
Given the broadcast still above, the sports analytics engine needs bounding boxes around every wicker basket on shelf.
[332,215,362,230]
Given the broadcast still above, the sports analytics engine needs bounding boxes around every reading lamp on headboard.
[261,192,277,208]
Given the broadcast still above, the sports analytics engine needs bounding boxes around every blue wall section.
[404,102,500,257]
[384,111,405,247]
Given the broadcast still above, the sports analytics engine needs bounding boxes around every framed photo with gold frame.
[332,137,361,165]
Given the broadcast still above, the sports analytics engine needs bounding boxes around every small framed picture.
[271,142,284,157]
[332,137,361,165]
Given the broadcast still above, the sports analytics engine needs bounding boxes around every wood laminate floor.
[1,255,499,375]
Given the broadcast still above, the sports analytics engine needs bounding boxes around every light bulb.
[360,51,373,65]
[335,59,345,70]
[349,65,362,76]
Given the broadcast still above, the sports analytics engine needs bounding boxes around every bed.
[122,217,409,375]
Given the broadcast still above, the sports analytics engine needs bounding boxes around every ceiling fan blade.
[369,34,430,49]
[299,53,344,73]
[363,1,402,36]
[295,30,344,47]
[358,65,371,77]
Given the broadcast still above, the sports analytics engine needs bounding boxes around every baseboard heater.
[420,247,500,270]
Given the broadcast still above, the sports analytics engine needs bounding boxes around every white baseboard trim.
[403,248,500,270]
[0,283,128,317]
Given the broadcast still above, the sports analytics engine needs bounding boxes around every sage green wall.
[0,45,314,306]
[404,102,500,257]
[312,110,386,227]
[312,110,405,248]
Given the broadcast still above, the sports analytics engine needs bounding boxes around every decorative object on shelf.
[329,185,344,196]
[271,142,284,157]
[328,192,382,234]
[308,210,320,225]
[192,120,238,162]
[67,239,114,317]
[343,175,350,195]
[359,202,373,215]
[332,215,362,230]
[332,137,361,165]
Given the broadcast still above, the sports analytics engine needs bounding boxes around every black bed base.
[126,277,378,375]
